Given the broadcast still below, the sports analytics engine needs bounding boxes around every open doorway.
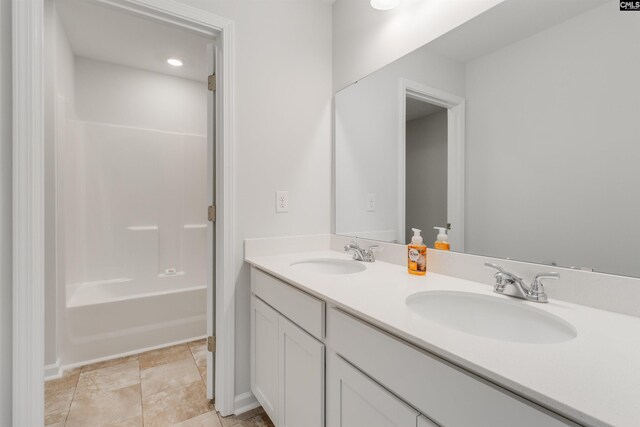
[398,79,465,251]
[42,0,218,424]
[13,0,236,424]
[404,97,448,246]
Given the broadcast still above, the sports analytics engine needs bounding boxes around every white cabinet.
[251,290,325,427]
[279,316,324,427]
[250,266,578,427]
[251,295,280,424]
[328,353,420,427]
[327,308,577,427]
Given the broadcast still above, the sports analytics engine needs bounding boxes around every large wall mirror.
[334,0,640,278]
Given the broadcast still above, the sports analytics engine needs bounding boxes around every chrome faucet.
[484,263,558,303]
[344,241,378,262]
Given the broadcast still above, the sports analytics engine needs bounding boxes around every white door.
[328,353,419,427]
[251,296,280,424]
[206,43,216,399]
[278,316,325,427]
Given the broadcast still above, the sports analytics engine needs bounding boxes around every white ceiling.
[406,97,444,121]
[55,0,213,82]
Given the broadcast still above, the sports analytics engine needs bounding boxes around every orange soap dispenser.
[433,227,450,251]
[408,228,427,275]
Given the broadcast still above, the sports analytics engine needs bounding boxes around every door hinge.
[208,205,216,222]
[208,74,216,91]
[207,336,216,352]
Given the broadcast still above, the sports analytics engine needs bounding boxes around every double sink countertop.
[245,250,640,427]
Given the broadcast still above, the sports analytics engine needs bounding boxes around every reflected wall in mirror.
[335,0,640,277]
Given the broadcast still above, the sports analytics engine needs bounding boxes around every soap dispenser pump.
[408,228,427,275]
[433,227,450,251]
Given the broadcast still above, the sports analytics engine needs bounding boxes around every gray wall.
[0,0,12,424]
[464,1,640,276]
[405,110,448,245]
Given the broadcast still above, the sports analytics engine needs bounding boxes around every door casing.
[11,0,238,424]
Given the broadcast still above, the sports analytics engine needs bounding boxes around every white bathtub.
[57,121,209,366]
[62,276,206,365]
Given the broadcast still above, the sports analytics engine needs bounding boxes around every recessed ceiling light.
[370,0,400,10]
[167,58,184,67]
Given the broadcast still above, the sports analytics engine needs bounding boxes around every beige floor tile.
[190,342,208,369]
[140,344,192,370]
[45,369,80,395]
[74,359,140,400]
[190,340,208,379]
[44,409,69,426]
[173,411,222,427]
[217,407,265,427]
[237,413,274,427]
[188,338,207,348]
[45,369,80,425]
[66,383,142,427]
[44,380,75,414]
[141,357,201,398]
[143,380,213,427]
[45,342,267,427]
[81,354,139,373]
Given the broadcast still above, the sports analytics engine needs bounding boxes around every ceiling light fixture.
[370,0,400,10]
[167,58,184,67]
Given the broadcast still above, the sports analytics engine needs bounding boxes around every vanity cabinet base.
[251,291,325,427]
[327,308,578,427]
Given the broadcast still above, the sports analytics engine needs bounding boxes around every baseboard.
[44,358,62,381]
[234,391,260,415]
[47,335,206,380]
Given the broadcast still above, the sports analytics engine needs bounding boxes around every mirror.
[334,0,640,278]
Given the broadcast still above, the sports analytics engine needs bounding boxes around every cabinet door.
[328,353,419,427]
[251,296,279,424]
[278,316,325,427]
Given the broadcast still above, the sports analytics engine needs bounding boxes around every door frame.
[398,78,465,251]
[11,0,237,424]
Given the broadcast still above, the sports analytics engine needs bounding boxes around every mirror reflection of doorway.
[405,97,447,247]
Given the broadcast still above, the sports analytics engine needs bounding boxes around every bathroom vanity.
[246,1,640,426]
[246,246,640,427]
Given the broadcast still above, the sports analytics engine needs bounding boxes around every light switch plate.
[276,191,289,213]
[366,193,376,212]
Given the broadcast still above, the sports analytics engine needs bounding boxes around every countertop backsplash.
[246,234,640,318]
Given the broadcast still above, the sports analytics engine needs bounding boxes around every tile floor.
[45,339,274,427]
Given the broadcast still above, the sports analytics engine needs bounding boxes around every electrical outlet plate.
[276,191,289,213]
[366,193,376,212]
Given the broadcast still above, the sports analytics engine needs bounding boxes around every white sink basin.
[406,291,577,344]
[290,258,366,275]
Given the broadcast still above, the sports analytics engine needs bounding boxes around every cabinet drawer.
[252,267,325,340]
[327,308,577,427]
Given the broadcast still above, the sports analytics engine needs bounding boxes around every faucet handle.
[529,272,558,303]
[364,245,379,262]
[485,263,507,289]
[532,272,559,290]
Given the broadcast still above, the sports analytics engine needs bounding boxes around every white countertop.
[246,250,640,427]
